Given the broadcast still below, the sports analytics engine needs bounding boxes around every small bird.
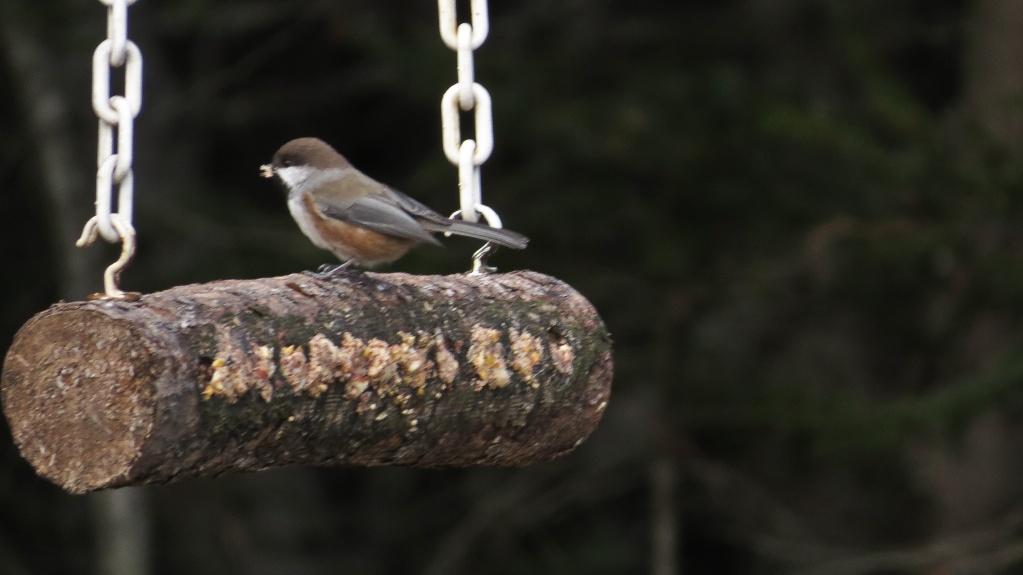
[260,137,528,271]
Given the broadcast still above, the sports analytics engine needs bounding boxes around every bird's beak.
[259,164,275,179]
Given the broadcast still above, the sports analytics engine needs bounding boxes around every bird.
[260,137,528,272]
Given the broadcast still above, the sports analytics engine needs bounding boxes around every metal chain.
[76,0,142,300]
[438,0,504,273]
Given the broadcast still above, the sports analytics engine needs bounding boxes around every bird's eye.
[281,158,294,167]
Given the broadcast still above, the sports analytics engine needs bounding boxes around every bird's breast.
[291,191,417,265]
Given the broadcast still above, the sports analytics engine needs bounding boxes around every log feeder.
[1,271,612,494]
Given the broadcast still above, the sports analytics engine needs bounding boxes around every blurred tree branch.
[0,1,97,298]
[422,460,645,575]
[650,458,679,575]
[965,0,1023,150]
[0,3,151,574]
[785,511,1023,575]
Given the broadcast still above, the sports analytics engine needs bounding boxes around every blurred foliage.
[8,0,1023,573]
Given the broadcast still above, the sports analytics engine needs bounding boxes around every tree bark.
[1,270,612,494]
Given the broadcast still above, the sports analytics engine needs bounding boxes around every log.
[1,270,612,494]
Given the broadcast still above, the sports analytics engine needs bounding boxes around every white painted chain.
[77,0,142,299]
[438,0,488,50]
[438,0,502,238]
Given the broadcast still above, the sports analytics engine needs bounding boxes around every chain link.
[438,0,488,50]
[441,83,493,167]
[438,0,503,266]
[78,0,142,299]
[456,23,476,110]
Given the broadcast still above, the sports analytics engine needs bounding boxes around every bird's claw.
[302,261,358,280]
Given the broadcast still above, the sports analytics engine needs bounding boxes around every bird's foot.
[302,260,358,280]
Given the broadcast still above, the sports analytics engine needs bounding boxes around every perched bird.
[261,137,528,271]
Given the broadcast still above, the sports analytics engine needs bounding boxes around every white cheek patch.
[278,166,352,195]
[275,165,314,189]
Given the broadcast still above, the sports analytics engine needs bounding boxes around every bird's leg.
[303,260,358,279]
[317,261,350,274]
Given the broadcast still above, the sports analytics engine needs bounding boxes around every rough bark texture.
[1,271,612,494]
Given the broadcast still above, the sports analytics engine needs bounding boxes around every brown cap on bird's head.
[260,138,353,178]
[273,138,353,170]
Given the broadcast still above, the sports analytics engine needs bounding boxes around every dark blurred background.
[5,0,1023,573]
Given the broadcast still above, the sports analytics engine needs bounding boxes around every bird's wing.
[316,192,441,245]
[384,187,456,227]
[383,186,528,249]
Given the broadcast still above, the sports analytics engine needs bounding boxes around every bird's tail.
[421,219,529,249]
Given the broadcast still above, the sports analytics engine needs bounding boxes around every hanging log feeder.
[1,270,612,495]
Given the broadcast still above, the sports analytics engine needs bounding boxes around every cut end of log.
[2,310,157,493]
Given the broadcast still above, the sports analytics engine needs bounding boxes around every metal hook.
[470,242,498,275]
[76,214,141,301]
[450,206,505,274]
